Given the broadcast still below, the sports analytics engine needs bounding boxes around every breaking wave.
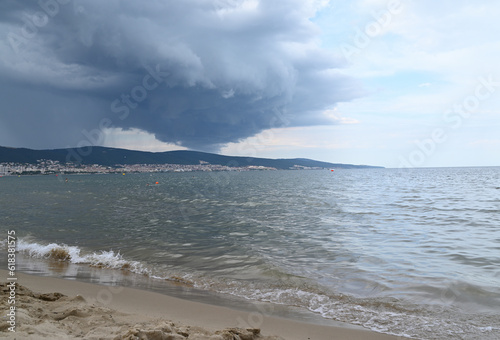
[17,239,150,275]
[11,238,500,340]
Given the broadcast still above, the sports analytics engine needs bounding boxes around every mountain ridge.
[0,146,382,170]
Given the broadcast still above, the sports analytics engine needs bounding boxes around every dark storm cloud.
[0,0,364,151]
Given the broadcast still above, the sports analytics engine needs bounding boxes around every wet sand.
[0,270,403,339]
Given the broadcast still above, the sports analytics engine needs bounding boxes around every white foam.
[14,239,500,340]
[18,240,82,260]
[17,239,149,275]
[189,279,500,340]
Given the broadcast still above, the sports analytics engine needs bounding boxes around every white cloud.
[322,108,359,124]
[313,0,500,167]
[469,139,500,147]
[102,128,187,152]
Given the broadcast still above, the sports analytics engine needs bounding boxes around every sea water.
[1,167,499,339]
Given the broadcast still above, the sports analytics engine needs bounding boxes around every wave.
[12,238,500,340]
[208,282,500,340]
[17,239,151,276]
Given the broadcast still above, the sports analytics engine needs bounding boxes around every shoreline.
[1,270,403,339]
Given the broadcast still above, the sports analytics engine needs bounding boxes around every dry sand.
[1,270,403,339]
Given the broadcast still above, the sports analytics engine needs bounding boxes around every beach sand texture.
[1,271,401,340]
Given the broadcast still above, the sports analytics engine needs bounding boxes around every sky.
[0,0,499,168]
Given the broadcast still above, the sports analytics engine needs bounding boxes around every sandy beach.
[0,270,403,340]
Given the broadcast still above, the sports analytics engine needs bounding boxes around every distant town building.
[0,159,279,176]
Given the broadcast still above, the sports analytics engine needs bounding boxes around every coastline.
[1,270,402,339]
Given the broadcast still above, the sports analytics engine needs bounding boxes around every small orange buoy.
[155,181,159,184]
[331,169,334,172]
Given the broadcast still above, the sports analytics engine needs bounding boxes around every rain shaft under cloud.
[0,0,364,151]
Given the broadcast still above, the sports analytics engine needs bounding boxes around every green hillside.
[0,146,382,170]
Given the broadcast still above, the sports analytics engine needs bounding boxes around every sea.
[1,167,499,339]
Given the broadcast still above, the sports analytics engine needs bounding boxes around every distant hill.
[0,146,382,170]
